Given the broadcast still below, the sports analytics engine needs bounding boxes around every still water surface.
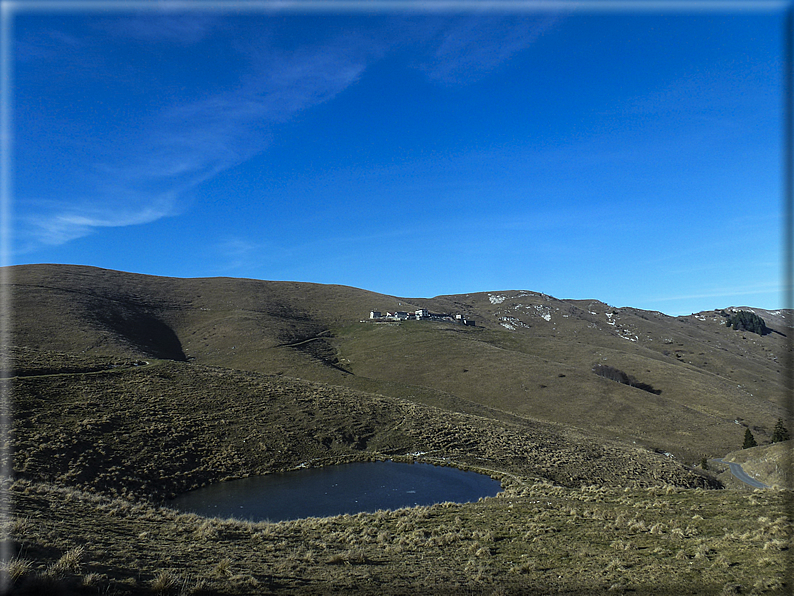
[170,461,502,522]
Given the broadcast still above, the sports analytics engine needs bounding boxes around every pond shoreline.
[169,460,504,523]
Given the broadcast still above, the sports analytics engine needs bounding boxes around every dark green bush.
[725,311,769,335]
[592,364,661,395]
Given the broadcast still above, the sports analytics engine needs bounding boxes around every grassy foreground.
[3,479,790,595]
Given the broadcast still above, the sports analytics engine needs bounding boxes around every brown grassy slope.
[6,264,789,465]
[6,264,411,362]
[323,293,789,462]
[331,316,787,463]
[10,351,717,503]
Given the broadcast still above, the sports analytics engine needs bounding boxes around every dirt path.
[1,360,155,381]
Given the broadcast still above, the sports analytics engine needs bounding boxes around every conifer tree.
[743,428,757,449]
[725,311,769,335]
[771,418,790,443]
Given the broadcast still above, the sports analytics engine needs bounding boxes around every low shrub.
[592,365,661,395]
[723,310,769,335]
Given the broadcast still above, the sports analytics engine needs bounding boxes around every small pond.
[169,461,502,522]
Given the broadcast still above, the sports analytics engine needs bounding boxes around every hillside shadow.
[592,364,661,395]
[94,305,187,361]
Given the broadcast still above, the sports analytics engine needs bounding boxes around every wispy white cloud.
[100,14,220,45]
[19,196,176,250]
[646,283,782,304]
[416,14,563,84]
[214,236,278,273]
[14,27,86,63]
[108,41,368,193]
[20,28,370,252]
[17,13,565,254]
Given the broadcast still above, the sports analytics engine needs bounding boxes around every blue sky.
[5,2,789,315]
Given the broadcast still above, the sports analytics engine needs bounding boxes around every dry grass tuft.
[325,550,369,565]
[10,516,31,536]
[151,569,179,593]
[53,545,85,573]
[81,572,103,587]
[3,557,32,582]
[214,558,232,577]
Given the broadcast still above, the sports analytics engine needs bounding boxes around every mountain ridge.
[5,263,790,464]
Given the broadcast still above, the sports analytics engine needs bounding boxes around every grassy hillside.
[3,264,791,594]
[4,348,789,595]
[6,264,789,464]
[9,350,715,500]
